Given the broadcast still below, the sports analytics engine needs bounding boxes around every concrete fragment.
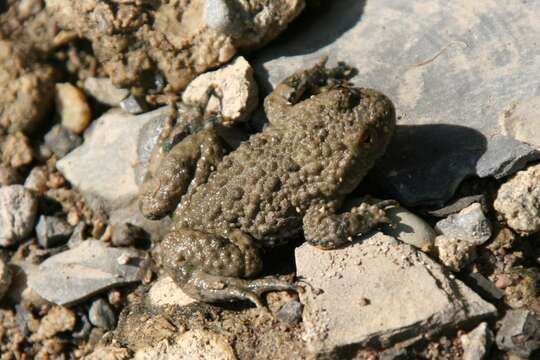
[88,298,116,330]
[460,322,494,360]
[435,235,476,272]
[295,233,496,354]
[28,240,148,306]
[380,206,436,251]
[43,124,82,158]
[55,83,92,135]
[134,329,236,360]
[435,203,492,245]
[0,185,38,247]
[148,276,196,308]
[0,258,12,301]
[83,77,129,107]
[496,309,540,358]
[254,0,540,205]
[35,215,73,248]
[494,163,540,235]
[182,56,258,125]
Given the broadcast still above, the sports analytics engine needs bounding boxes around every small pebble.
[108,289,122,307]
[83,77,129,107]
[44,124,82,158]
[55,83,92,134]
[89,298,116,330]
[111,223,147,247]
[1,132,34,169]
[24,166,49,193]
[435,203,492,245]
[120,95,147,114]
[36,215,73,248]
[276,301,303,324]
[0,185,38,247]
[495,275,512,289]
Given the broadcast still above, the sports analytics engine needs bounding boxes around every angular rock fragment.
[494,163,540,235]
[83,77,129,107]
[182,56,258,125]
[435,235,476,272]
[460,322,494,360]
[295,233,496,354]
[89,298,116,330]
[35,215,73,248]
[435,203,492,245]
[46,0,304,93]
[43,124,82,158]
[0,185,38,247]
[495,309,540,358]
[28,240,148,305]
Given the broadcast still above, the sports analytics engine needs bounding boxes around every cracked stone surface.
[253,0,540,205]
[295,233,497,354]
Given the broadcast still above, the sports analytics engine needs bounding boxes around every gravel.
[0,185,38,247]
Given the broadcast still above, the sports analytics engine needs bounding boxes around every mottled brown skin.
[140,63,396,306]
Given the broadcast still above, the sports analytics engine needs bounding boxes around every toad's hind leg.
[161,228,296,307]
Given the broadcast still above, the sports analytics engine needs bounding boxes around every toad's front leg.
[161,228,297,307]
[303,200,396,249]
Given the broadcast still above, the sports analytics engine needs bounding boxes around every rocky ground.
[1,0,540,359]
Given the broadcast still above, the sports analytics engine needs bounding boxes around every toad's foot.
[303,199,397,249]
[160,227,296,307]
[184,271,297,308]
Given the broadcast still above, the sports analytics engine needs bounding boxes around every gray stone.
[496,309,540,358]
[254,0,540,205]
[501,96,540,150]
[43,124,82,158]
[380,206,436,251]
[83,77,129,107]
[57,106,173,212]
[276,301,303,324]
[494,163,540,235]
[0,258,12,301]
[435,203,492,245]
[28,240,148,306]
[435,235,476,272]
[35,215,73,248]
[295,233,497,353]
[460,322,494,360]
[0,185,38,247]
[67,222,86,248]
[120,95,147,114]
[88,298,116,330]
[111,223,147,247]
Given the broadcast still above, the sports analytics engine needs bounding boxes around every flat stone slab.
[254,0,540,205]
[295,233,497,354]
[28,240,148,306]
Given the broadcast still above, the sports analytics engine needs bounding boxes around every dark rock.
[464,273,504,302]
[495,309,540,358]
[72,311,92,340]
[427,195,485,218]
[36,215,73,248]
[88,298,116,330]
[28,240,148,306]
[111,223,148,248]
[43,124,82,158]
[276,301,303,324]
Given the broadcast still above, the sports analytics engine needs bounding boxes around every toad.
[139,62,396,306]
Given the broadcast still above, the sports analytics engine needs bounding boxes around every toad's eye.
[361,131,374,144]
